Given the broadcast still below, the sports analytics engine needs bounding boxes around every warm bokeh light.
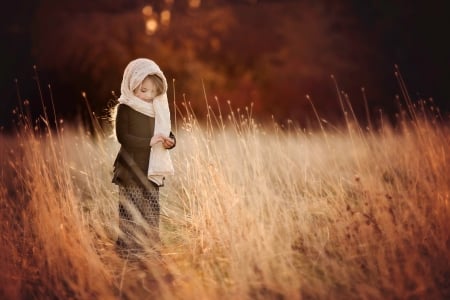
[142,5,153,17]
[189,0,201,9]
[145,18,158,35]
[165,0,174,5]
[161,10,171,26]
[210,37,221,51]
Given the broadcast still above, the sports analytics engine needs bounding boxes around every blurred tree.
[32,0,237,116]
[31,0,380,124]
[243,1,376,121]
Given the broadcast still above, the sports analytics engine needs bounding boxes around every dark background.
[1,0,449,131]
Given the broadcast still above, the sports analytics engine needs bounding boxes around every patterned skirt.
[117,183,160,252]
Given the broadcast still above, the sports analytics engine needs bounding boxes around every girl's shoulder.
[114,103,134,120]
[117,103,132,112]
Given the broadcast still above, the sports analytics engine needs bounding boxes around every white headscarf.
[118,58,174,186]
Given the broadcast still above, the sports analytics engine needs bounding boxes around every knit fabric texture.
[117,184,160,253]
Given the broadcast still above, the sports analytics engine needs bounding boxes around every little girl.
[112,58,175,256]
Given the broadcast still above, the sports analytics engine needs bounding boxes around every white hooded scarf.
[118,58,174,186]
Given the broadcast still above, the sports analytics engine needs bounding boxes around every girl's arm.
[115,104,152,148]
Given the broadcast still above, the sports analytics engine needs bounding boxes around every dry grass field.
[1,96,449,299]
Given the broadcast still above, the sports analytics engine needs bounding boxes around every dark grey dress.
[112,103,175,253]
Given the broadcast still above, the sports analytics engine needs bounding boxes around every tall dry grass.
[1,88,449,299]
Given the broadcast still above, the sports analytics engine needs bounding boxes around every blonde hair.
[153,74,165,95]
[139,74,165,96]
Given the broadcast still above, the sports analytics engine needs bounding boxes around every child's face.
[134,77,159,102]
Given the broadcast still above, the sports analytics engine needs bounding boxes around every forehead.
[141,77,157,88]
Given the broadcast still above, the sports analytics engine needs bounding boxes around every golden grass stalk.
[1,87,449,299]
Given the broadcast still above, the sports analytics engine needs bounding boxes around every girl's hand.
[162,136,175,149]
[150,134,175,148]
[150,134,165,146]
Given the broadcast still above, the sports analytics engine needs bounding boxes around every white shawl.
[118,58,174,186]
